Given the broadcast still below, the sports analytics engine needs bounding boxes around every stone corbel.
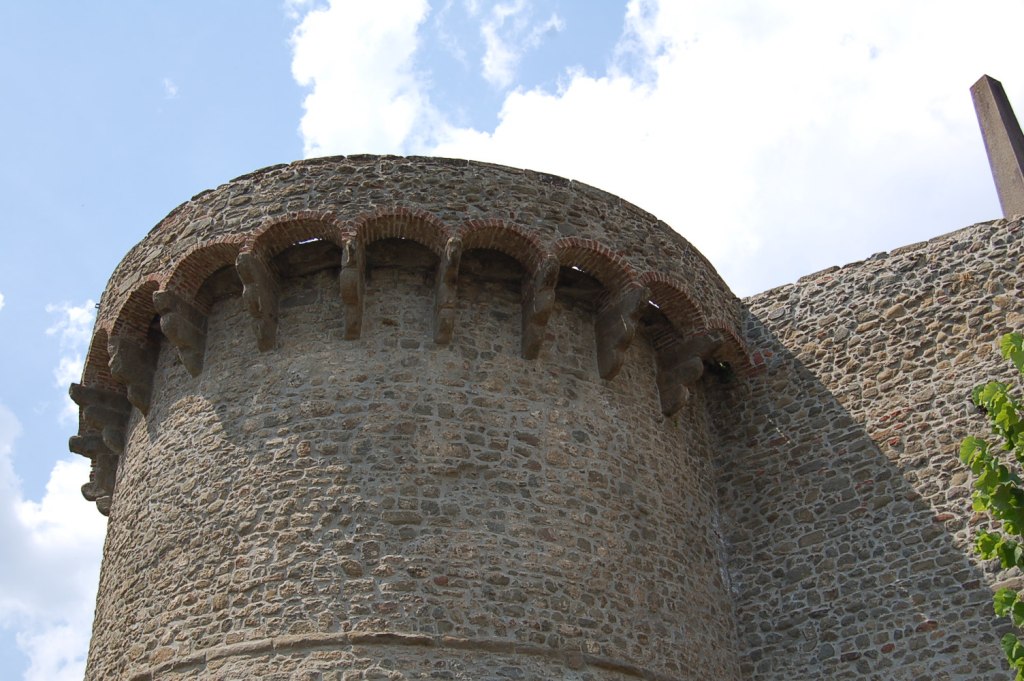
[339,237,365,340]
[655,331,724,416]
[108,335,158,414]
[70,383,131,453]
[69,432,112,458]
[69,430,118,515]
[236,251,279,352]
[153,289,208,376]
[521,256,559,360]
[84,455,117,516]
[80,454,115,501]
[595,284,650,380]
[433,236,462,345]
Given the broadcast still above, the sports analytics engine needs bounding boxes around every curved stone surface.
[77,156,746,680]
[91,156,747,363]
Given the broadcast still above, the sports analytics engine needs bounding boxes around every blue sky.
[1,1,1022,678]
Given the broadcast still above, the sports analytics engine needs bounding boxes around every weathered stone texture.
[80,160,744,680]
[94,156,742,346]
[77,155,1024,680]
[714,218,1024,679]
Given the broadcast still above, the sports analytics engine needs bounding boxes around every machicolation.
[73,155,1024,679]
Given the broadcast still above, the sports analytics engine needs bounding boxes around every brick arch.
[553,237,637,293]
[458,219,548,272]
[702,316,752,374]
[163,239,243,303]
[110,280,161,343]
[246,211,347,260]
[80,328,121,396]
[351,207,451,256]
[639,272,705,334]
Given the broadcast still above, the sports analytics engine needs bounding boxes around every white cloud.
[0,292,5,312]
[432,0,469,65]
[162,77,178,99]
[480,1,564,88]
[479,0,527,88]
[289,0,1024,296]
[284,0,317,21]
[45,301,95,425]
[0,405,105,681]
[480,19,517,87]
[527,12,563,45]
[52,357,84,427]
[290,0,436,156]
[45,301,94,351]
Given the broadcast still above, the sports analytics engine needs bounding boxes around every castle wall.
[80,154,1024,680]
[87,251,735,679]
[94,156,743,344]
[714,218,1024,679]
[78,159,747,680]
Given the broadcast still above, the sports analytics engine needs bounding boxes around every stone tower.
[71,156,752,680]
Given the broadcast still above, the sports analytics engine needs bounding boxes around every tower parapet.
[75,156,749,680]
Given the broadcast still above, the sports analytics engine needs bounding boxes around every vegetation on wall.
[961,332,1024,679]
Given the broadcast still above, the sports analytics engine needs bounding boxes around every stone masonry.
[75,156,746,680]
[714,218,1024,679]
[72,155,1024,679]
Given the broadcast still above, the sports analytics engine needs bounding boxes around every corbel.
[433,236,462,345]
[91,454,117,516]
[70,383,131,453]
[235,251,279,352]
[339,237,365,340]
[595,284,650,380]
[69,432,112,458]
[107,335,158,414]
[69,429,118,515]
[82,454,117,516]
[153,289,207,376]
[521,256,559,360]
[655,331,724,416]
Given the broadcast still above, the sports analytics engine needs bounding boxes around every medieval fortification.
[69,81,1024,681]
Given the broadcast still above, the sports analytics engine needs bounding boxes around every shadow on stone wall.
[708,218,1024,681]
[712,323,1002,680]
[90,240,740,681]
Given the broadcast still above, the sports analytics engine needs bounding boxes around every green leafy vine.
[961,332,1024,678]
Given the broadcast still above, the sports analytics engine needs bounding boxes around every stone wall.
[79,159,746,680]
[715,218,1024,679]
[94,155,744,349]
[77,154,1024,680]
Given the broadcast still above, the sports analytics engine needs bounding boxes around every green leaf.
[962,436,985,464]
[977,531,1001,558]
[1001,332,1024,374]
[991,484,1014,512]
[1005,633,1024,665]
[967,334,1024,671]
[1011,600,1024,628]
[995,588,1018,616]
[1004,632,1020,659]
[999,541,1021,569]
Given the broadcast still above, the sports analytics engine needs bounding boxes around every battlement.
[74,153,1024,680]
[72,156,750,517]
[76,156,751,680]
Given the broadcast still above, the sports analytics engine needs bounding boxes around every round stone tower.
[72,156,750,680]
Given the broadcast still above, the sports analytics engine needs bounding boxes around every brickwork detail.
[76,157,745,680]
[74,155,1023,680]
